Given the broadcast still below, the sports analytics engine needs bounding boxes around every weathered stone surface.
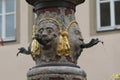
[27,67,86,80]
[31,7,84,65]
[28,65,85,76]
[24,1,87,80]
[16,1,102,80]
[26,6,87,80]
[28,74,86,80]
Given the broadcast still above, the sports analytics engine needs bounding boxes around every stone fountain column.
[26,0,86,80]
[16,0,103,80]
[25,0,87,80]
[17,1,101,80]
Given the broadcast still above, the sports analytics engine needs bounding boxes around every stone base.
[27,64,87,80]
[28,74,86,80]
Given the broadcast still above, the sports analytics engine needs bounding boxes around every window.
[96,0,120,31]
[0,0,16,41]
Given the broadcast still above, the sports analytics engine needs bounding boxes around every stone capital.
[26,0,85,11]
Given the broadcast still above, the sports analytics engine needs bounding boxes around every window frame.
[96,0,120,31]
[0,0,16,41]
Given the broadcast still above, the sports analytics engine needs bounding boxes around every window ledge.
[2,37,15,42]
[97,25,120,32]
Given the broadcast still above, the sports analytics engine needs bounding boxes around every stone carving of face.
[68,24,84,63]
[37,20,59,49]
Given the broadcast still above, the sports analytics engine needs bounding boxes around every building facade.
[0,0,120,80]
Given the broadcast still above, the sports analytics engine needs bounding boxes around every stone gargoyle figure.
[17,4,103,64]
[17,17,103,64]
[17,0,105,80]
[17,18,60,63]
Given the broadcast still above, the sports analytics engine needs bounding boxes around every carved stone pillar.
[25,0,87,80]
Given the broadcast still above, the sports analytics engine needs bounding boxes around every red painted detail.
[0,38,4,46]
[65,8,72,15]
[65,56,73,63]
[38,8,60,14]
[73,78,81,80]
[38,9,46,14]
[55,55,61,61]
[49,77,64,80]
